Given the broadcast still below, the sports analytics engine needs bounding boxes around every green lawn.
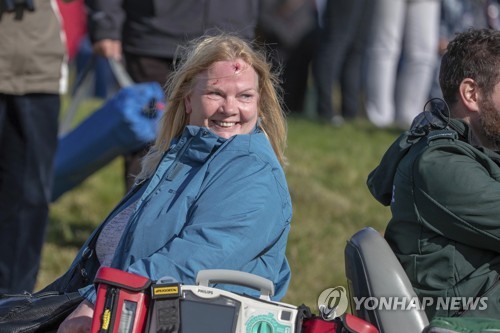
[39,99,401,312]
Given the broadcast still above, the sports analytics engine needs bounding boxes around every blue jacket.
[71,125,292,302]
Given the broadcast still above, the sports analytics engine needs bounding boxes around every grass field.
[38,97,401,312]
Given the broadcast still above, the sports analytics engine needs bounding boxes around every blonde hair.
[137,34,287,180]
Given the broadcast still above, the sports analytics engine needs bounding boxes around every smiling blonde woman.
[52,34,293,332]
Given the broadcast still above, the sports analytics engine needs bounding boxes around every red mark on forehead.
[233,62,241,72]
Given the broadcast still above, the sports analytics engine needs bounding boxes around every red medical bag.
[91,267,152,333]
[302,313,379,333]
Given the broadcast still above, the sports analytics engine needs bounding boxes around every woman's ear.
[185,96,192,114]
[459,78,480,113]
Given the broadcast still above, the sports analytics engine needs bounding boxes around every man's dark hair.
[440,28,500,106]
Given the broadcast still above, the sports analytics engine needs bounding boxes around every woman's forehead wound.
[220,60,248,76]
[196,60,254,88]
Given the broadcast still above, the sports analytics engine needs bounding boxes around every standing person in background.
[364,0,441,128]
[85,0,260,191]
[0,0,71,293]
[312,0,374,126]
[256,0,319,115]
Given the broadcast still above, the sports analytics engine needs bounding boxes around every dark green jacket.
[367,117,500,319]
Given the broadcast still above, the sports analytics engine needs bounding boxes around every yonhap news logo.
[317,286,349,320]
[317,287,488,316]
[352,296,488,312]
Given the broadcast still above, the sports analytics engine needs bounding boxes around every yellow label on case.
[101,309,111,330]
[153,286,179,296]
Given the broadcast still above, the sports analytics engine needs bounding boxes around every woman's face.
[185,59,260,139]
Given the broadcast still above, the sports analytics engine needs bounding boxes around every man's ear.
[459,78,480,112]
[185,96,192,114]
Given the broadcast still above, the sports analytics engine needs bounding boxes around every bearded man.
[367,28,500,320]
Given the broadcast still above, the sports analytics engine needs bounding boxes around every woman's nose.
[219,96,237,114]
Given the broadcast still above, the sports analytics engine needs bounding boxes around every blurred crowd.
[59,0,500,131]
[62,0,500,130]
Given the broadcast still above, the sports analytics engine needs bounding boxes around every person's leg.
[123,54,173,191]
[428,55,443,101]
[0,93,59,293]
[312,0,361,120]
[395,0,440,128]
[283,27,319,114]
[340,0,375,120]
[365,0,406,127]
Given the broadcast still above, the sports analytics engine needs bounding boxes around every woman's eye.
[207,91,222,99]
[240,94,253,100]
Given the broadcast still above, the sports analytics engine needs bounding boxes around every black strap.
[75,220,105,286]
[149,282,181,333]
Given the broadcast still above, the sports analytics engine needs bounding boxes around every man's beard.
[478,95,500,150]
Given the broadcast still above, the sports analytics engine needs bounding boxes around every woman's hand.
[57,299,94,333]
